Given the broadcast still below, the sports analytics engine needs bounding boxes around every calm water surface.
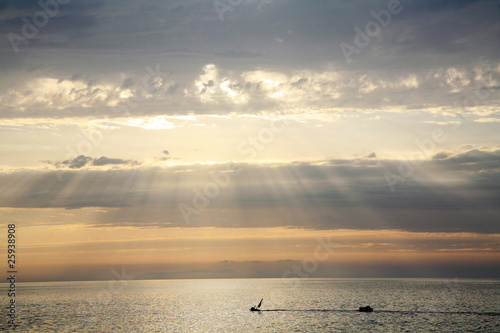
[1,278,499,332]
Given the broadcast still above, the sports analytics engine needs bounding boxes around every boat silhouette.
[249,299,374,313]
[250,299,263,311]
[358,306,373,312]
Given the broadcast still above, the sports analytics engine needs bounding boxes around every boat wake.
[258,309,500,316]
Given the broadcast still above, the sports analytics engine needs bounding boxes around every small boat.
[250,299,263,311]
[358,306,373,312]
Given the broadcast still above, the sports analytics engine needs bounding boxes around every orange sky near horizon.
[4,218,498,281]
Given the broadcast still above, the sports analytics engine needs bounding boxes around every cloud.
[46,155,137,169]
[432,152,449,160]
[423,121,462,126]
[435,148,500,172]
[1,62,498,119]
[1,0,499,118]
[3,147,498,233]
[61,155,92,169]
[92,156,134,166]
[0,73,178,117]
[474,118,500,123]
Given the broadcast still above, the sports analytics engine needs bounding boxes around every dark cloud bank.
[0,0,499,118]
[2,148,499,233]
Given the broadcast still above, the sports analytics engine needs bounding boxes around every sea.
[1,278,499,332]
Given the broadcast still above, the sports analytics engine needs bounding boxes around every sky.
[0,0,499,282]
